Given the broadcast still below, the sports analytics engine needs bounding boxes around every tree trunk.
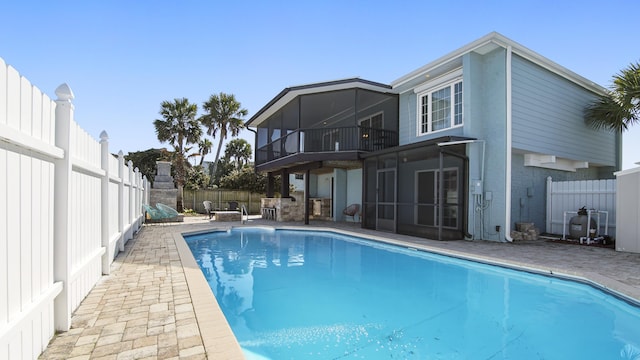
[210,135,225,185]
[177,184,184,212]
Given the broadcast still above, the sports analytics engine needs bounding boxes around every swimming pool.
[184,228,640,359]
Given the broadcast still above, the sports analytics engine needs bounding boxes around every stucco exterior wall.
[464,49,508,239]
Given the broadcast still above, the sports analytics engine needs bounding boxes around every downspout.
[505,46,513,242]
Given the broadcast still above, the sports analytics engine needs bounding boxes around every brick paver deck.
[40,215,640,359]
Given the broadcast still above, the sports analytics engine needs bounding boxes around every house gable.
[393,32,618,171]
[511,54,618,167]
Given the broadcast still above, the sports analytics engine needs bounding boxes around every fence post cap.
[55,83,74,101]
[100,131,109,141]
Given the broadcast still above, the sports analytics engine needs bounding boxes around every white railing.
[241,204,249,224]
[546,176,616,238]
[0,57,147,359]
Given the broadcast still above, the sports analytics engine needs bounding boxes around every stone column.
[280,169,290,198]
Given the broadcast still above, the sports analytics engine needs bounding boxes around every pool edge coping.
[173,230,245,359]
[175,224,640,358]
[309,226,640,307]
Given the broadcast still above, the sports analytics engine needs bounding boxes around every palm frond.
[585,61,640,133]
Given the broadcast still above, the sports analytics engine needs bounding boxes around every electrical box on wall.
[471,180,483,194]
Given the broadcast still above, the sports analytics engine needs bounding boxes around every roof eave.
[245,78,393,128]
[391,32,607,96]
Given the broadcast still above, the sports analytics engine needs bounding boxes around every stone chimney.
[149,161,178,210]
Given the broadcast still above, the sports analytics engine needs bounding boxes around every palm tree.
[224,138,252,169]
[199,93,248,179]
[585,61,640,132]
[153,98,202,211]
[197,138,213,166]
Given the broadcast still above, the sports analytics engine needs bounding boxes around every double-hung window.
[417,78,463,135]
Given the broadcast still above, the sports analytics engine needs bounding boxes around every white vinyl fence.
[615,167,640,253]
[545,176,616,238]
[0,57,148,359]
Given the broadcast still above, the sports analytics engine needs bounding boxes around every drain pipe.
[505,45,513,242]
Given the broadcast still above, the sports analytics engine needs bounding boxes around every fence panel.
[0,59,61,360]
[108,181,120,240]
[69,171,103,311]
[546,177,616,238]
[123,183,131,225]
[68,119,105,313]
[615,167,640,253]
[107,153,121,256]
[184,189,266,214]
[0,57,147,359]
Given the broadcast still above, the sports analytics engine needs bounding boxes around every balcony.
[256,126,398,166]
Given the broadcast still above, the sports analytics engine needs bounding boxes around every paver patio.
[39,215,640,359]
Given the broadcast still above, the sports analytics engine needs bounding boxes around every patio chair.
[228,201,239,211]
[343,204,360,222]
[203,200,213,219]
[261,206,276,220]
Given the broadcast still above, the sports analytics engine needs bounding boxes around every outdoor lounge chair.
[203,200,213,219]
[343,203,360,222]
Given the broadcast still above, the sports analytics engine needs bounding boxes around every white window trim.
[416,77,463,136]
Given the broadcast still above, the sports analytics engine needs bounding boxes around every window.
[418,80,463,135]
[359,112,384,150]
[359,112,383,129]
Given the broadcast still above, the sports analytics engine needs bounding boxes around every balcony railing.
[256,126,398,165]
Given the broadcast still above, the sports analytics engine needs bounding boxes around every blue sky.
[1,0,638,169]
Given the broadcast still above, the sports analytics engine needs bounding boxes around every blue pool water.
[184,228,640,359]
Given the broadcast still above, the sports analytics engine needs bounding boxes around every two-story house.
[246,32,621,241]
